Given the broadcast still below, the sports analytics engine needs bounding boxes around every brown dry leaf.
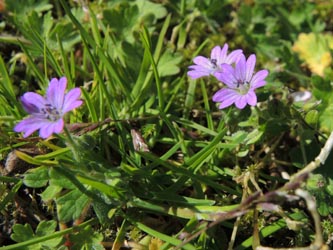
[292,32,333,76]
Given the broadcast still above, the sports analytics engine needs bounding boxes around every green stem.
[63,126,80,162]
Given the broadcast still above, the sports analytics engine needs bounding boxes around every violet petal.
[47,77,67,110]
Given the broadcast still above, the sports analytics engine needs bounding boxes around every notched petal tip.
[235,98,247,109]
[62,88,83,113]
[192,56,211,67]
[211,45,223,60]
[47,77,67,109]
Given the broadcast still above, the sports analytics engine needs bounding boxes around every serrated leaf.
[305,110,319,127]
[6,0,53,22]
[103,0,166,45]
[292,32,333,76]
[327,179,333,196]
[318,103,333,132]
[103,4,139,44]
[69,225,104,250]
[10,221,62,249]
[157,50,183,77]
[23,166,49,188]
[93,200,113,224]
[40,185,63,201]
[36,221,55,236]
[56,189,91,223]
[306,174,325,191]
[311,75,333,132]
[49,167,75,189]
[11,224,34,243]
[49,21,81,51]
[135,0,167,20]
[36,220,63,247]
[318,200,330,216]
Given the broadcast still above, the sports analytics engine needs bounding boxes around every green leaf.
[318,103,333,132]
[23,166,49,188]
[56,189,91,223]
[76,175,122,199]
[305,110,319,127]
[306,174,325,191]
[245,129,264,145]
[135,0,167,20]
[15,150,57,166]
[186,128,227,173]
[326,178,333,196]
[33,147,71,161]
[69,225,104,250]
[318,200,330,216]
[157,50,183,77]
[102,0,166,44]
[11,224,34,243]
[1,219,96,250]
[311,75,333,132]
[5,0,53,22]
[40,185,63,201]
[93,200,113,224]
[36,221,63,247]
[49,167,75,189]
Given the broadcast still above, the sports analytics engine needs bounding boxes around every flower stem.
[63,126,80,162]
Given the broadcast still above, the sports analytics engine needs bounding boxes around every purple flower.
[212,54,268,109]
[14,77,83,138]
[187,44,243,79]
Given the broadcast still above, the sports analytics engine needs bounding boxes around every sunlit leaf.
[292,32,333,76]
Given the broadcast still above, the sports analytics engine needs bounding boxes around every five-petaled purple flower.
[187,44,243,79]
[212,54,268,109]
[14,77,83,139]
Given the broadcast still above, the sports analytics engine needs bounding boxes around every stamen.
[40,103,60,121]
[210,59,218,69]
[238,81,250,95]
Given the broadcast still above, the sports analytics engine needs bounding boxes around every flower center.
[236,80,250,95]
[210,59,218,69]
[40,103,61,121]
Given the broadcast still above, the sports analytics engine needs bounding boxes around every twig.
[174,130,333,249]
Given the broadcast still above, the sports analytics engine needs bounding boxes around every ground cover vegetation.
[1,0,333,249]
